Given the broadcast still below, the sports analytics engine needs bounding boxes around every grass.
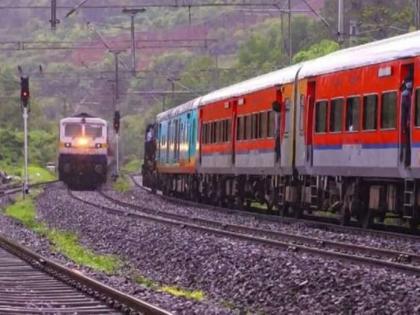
[1,164,56,184]
[4,196,121,274]
[133,272,205,301]
[6,191,209,303]
[27,165,56,183]
[112,174,133,193]
[122,159,142,173]
[160,285,205,301]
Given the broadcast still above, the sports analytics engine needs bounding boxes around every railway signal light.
[113,110,120,133]
[20,77,30,108]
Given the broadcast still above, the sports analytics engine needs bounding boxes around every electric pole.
[109,49,125,100]
[108,49,125,177]
[337,0,345,44]
[122,8,146,75]
[288,0,292,65]
[416,0,420,30]
[50,0,60,31]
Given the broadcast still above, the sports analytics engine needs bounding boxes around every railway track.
[130,175,420,242]
[0,233,171,315]
[0,180,60,196]
[69,188,420,275]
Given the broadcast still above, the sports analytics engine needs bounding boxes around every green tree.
[293,40,340,63]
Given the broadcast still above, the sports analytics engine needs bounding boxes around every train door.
[166,121,171,164]
[199,109,203,165]
[305,80,316,167]
[272,88,283,164]
[400,62,414,167]
[231,99,238,165]
[188,112,197,163]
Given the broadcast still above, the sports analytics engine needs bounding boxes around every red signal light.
[20,77,30,107]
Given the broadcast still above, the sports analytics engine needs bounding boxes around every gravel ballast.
[30,183,420,314]
[110,177,420,256]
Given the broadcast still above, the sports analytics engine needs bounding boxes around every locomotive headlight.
[95,143,102,148]
[76,137,89,147]
[64,142,71,148]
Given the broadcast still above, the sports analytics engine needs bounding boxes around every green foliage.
[0,129,23,165]
[132,272,205,301]
[48,230,121,274]
[122,159,142,173]
[26,165,56,183]
[5,196,121,274]
[112,175,133,193]
[293,40,340,63]
[321,0,414,44]
[160,286,205,301]
[121,105,161,161]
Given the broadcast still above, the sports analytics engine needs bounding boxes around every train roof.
[200,63,302,105]
[156,97,202,122]
[155,65,302,122]
[300,30,420,77]
[156,30,420,122]
[60,115,107,125]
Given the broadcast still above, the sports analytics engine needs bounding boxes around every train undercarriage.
[58,154,107,189]
[152,173,419,230]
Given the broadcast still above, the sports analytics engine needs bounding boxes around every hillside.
[0,0,416,166]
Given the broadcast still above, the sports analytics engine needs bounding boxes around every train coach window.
[416,89,420,127]
[363,95,378,130]
[222,119,230,142]
[315,101,328,133]
[64,123,82,137]
[201,124,206,144]
[237,116,244,140]
[227,119,232,141]
[245,115,252,140]
[212,122,217,143]
[329,98,344,132]
[346,97,360,131]
[381,92,397,129]
[260,112,268,138]
[267,111,275,137]
[251,114,257,139]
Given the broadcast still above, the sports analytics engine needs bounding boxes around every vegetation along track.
[0,233,171,315]
[69,188,420,275]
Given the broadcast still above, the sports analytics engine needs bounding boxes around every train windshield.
[85,124,103,138]
[64,123,82,137]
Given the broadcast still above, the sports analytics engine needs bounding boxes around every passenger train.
[58,113,110,188]
[143,31,420,230]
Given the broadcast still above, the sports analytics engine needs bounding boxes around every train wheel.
[265,189,277,212]
[409,218,418,232]
[339,204,350,226]
[358,208,373,229]
[278,203,289,217]
[292,205,302,219]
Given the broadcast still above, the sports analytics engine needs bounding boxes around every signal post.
[21,76,30,195]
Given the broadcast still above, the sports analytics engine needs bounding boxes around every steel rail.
[69,189,420,275]
[0,233,172,315]
[130,175,420,241]
[0,180,60,196]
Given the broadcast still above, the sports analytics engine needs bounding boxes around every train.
[58,113,110,188]
[142,31,420,230]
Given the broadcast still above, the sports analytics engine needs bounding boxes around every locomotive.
[143,31,420,230]
[58,113,109,188]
